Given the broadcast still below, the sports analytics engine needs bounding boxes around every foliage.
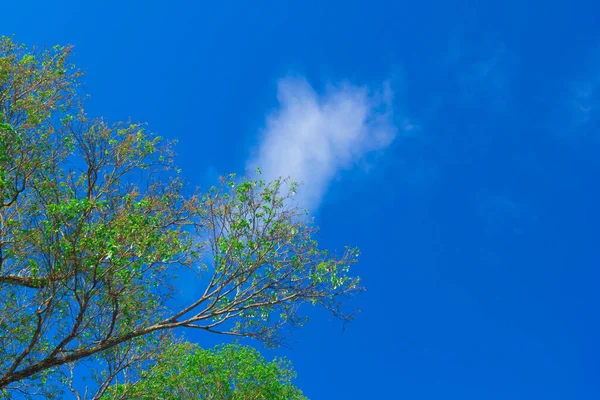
[103,343,307,400]
[0,36,361,397]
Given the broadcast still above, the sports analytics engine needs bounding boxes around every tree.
[102,343,307,400]
[0,36,361,397]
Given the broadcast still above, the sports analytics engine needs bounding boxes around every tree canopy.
[103,343,307,400]
[0,36,361,397]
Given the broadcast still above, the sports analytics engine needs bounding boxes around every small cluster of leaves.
[186,174,361,346]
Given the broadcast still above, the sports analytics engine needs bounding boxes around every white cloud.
[248,77,404,211]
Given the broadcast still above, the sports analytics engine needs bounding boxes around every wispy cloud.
[569,76,600,128]
[248,77,406,211]
[560,48,600,145]
[477,192,536,237]
[439,34,514,113]
[456,47,513,111]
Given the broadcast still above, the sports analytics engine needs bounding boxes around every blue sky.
[4,0,600,398]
